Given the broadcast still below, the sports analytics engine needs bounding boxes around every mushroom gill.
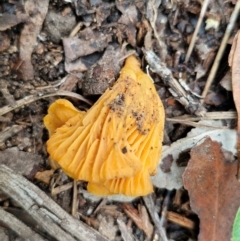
[44,55,165,197]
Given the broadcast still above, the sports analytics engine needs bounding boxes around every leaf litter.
[183,138,240,241]
[0,0,239,240]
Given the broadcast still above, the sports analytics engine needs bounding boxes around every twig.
[143,195,168,241]
[117,218,135,241]
[166,111,236,127]
[185,0,210,63]
[51,182,73,196]
[69,22,83,37]
[160,191,172,236]
[201,0,240,100]
[0,90,92,116]
[167,211,195,229]
[72,180,78,217]
[0,165,109,241]
[147,0,167,60]
[167,111,237,121]
[143,49,205,116]
[166,118,228,128]
[0,207,45,241]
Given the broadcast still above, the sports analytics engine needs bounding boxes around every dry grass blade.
[0,90,92,116]
[72,180,78,217]
[166,111,237,127]
[185,0,210,63]
[202,0,240,100]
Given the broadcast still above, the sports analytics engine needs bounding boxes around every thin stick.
[143,195,168,241]
[72,180,78,217]
[167,111,237,121]
[51,182,73,196]
[0,90,92,116]
[0,207,45,241]
[0,165,109,241]
[166,118,228,128]
[201,0,240,100]
[185,0,210,63]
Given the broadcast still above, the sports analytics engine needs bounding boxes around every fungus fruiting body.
[44,56,165,197]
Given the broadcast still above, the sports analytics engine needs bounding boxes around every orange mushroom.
[44,55,165,197]
[44,99,85,136]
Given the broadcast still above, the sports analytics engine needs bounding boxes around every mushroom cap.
[44,99,85,136]
[44,55,165,196]
[87,169,153,197]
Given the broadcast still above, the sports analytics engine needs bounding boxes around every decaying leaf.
[220,71,232,91]
[0,147,40,178]
[18,0,49,80]
[82,45,124,95]
[34,169,55,184]
[116,3,138,47]
[43,9,76,44]
[182,138,240,241]
[0,13,28,31]
[152,120,237,190]
[229,30,240,178]
[44,55,165,197]
[63,34,111,63]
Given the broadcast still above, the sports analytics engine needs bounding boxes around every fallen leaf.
[82,45,124,95]
[229,30,240,178]
[182,138,240,241]
[0,147,40,178]
[0,13,27,31]
[64,53,103,73]
[44,9,76,44]
[34,169,54,184]
[18,0,49,80]
[205,91,226,106]
[63,34,111,62]
[220,70,232,91]
[117,4,138,47]
[152,120,237,190]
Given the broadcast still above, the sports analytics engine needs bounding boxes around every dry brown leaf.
[220,70,232,91]
[34,169,55,184]
[63,34,111,62]
[82,45,124,95]
[0,13,28,31]
[182,138,240,241]
[18,0,49,80]
[0,147,40,178]
[229,30,240,178]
